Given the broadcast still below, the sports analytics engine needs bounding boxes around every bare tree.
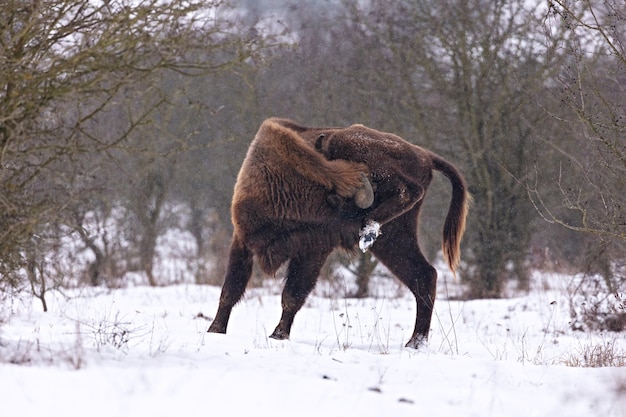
[535,1,625,245]
[0,0,261,295]
[337,0,566,297]
[529,0,625,328]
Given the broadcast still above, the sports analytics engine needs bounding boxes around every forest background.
[1,0,624,327]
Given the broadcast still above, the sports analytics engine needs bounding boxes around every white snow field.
[1,271,624,417]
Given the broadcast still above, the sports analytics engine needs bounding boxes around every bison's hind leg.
[369,210,437,349]
[208,235,254,334]
[269,249,332,340]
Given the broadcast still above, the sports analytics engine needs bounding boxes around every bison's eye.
[315,134,326,152]
[326,193,343,208]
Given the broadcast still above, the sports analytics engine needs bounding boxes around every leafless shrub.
[567,267,626,333]
[76,312,145,353]
[562,338,626,368]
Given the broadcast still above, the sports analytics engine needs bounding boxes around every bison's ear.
[354,173,374,209]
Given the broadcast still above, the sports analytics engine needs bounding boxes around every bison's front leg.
[208,235,254,334]
[369,178,424,224]
[357,178,424,252]
[270,249,331,340]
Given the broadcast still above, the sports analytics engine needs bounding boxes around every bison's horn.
[354,173,374,209]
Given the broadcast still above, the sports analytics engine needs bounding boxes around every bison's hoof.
[359,220,381,252]
[207,322,226,334]
[405,335,427,350]
[269,329,290,340]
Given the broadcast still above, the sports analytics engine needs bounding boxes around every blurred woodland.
[1,0,624,310]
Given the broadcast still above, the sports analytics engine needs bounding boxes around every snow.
[1,272,625,417]
[359,220,381,252]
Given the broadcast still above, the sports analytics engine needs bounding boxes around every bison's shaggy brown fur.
[208,118,470,348]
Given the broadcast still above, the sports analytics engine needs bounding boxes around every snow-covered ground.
[1,271,624,417]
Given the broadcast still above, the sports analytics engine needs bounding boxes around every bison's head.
[316,133,374,209]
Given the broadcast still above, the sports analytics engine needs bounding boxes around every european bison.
[208,118,470,348]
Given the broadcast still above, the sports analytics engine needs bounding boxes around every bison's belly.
[247,222,360,275]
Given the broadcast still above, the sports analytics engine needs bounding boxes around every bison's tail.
[432,154,471,277]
